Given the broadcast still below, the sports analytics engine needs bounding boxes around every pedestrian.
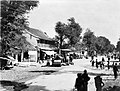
[91,55,94,62]
[100,62,102,69]
[74,73,84,91]
[94,75,104,91]
[82,70,90,91]
[66,54,69,65]
[108,56,110,61]
[113,63,119,79]
[107,60,110,70]
[92,60,95,67]
[102,61,104,69]
[96,59,98,68]
[102,57,105,62]
[114,55,117,60]
[51,55,54,65]
[100,61,104,69]
[46,55,50,66]
[69,55,74,65]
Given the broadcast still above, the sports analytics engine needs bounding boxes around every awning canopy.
[43,50,56,55]
[61,49,72,52]
[38,46,54,51]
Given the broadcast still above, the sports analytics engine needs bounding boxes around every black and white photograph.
[0,0,120,91]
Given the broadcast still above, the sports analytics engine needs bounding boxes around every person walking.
[74,73,84,91]
[91,55,94,62]
[113,63,119,79]
[108,56,110,62]
[107,60,110,70]
[69,55,74,65]
[92,60,95,67]
[96,59,98,68]
[94,75,104,91]
[82,70,90,91]
[102,57,105,62]
[100,61,104,69]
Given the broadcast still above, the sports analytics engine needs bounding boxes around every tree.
[74,41,87,53]
[66,17,82,46]
[82,28,96,56]
[95,36,111,54]
[55,17,82,49]
[106,44,115,53]
[55,21,67,49]
[116,39,120,52]
[95,36,106,54]
[1,0,39,55]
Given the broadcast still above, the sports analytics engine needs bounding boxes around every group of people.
[74,70,90,91]
[75,63,119,91]
[90,56,105,69]
[63,53,74,64]
[74,70,105,91]
[90,55,119,79]
[75,68,119,91]
[45,53,74,66]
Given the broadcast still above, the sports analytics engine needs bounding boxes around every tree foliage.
[82,29,96,55]
[116,39,120,52]
[55,21,67,49]
[82,29,115,55]
[74,42,85,51]
[66,17,82,46]
[1,0,39,55]
[55,17,82,49]
[106,44,115,53]
[95,36,111,54]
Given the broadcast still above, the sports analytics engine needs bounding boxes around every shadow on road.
[0,80,52,91]
[0,80,29,91]
[29,70,57,75]
[22,85,51,91]
[25,85,75,91]
[21,85,75,91]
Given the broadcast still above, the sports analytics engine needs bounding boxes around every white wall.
[28,51,37,62]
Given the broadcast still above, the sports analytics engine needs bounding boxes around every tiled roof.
[27,28,52,41]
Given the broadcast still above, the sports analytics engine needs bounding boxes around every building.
[14,28,56,63]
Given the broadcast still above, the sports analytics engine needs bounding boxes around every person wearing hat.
[94,75,104,91]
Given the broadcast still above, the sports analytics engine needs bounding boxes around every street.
[1,0,120,91]
[24,58,115,91]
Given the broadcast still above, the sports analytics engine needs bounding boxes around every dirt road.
[24,58,116,91]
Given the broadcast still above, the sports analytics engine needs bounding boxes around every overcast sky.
[28,0,120,45]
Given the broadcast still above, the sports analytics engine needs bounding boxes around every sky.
[28,0,120,46]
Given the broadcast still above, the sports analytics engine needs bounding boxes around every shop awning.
[61,49,72,52]
[38,46,53,51]
[43,50,56,55]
